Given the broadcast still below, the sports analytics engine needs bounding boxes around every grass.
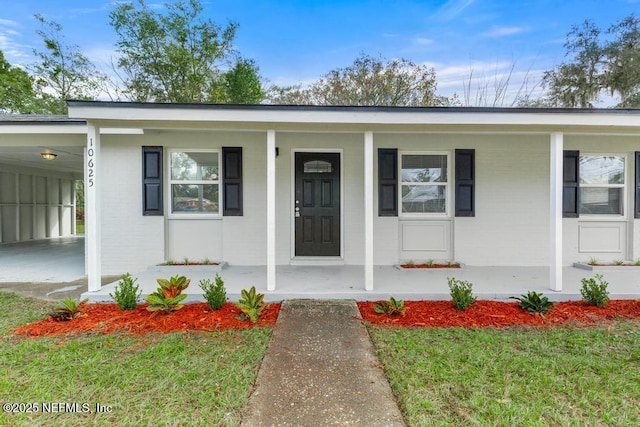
[0,292,271,426]
[369,322,640,426]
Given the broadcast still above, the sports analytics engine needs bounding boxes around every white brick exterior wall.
[99,130,640,273]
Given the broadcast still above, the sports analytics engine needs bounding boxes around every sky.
[1,0,639,105]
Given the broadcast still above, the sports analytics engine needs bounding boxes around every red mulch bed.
[14,302,280,337]
[358,300,640,328]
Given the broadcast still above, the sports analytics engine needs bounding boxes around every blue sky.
[1,0,639,104]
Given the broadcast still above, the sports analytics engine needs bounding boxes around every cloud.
[435,0,475,21]
[481,26,528,38]
[414,37,434,46]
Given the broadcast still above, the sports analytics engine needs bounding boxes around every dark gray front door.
[294,152,341,256]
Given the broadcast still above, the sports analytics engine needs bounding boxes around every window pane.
[172,184,219,213]
[579,187,623,215]
[304,160,332,173]
[402,155,447,183]
[171,152,219,181]
[402,185,446,213]
[579,156,624,185]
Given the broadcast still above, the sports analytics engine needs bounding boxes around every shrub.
[448,277,476,311]
[588,257,598,266]
[50,298,88,321]
[109,273,141,310]
[580,274,610,307]
[236,286,264,322]
[200,273,227,310]
[146,275,190,313]
[511,291,553,316]
[374,296,406,316]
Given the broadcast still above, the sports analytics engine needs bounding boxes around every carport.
[0,115,85,280]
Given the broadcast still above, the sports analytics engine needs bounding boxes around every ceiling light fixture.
[41,152,57,160]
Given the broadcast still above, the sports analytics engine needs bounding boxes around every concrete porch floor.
[82,264,640,303]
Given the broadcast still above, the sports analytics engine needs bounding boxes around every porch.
[81,264,640,303]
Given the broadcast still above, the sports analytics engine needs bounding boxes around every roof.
[66,100,640,115]
[0,114,85,125]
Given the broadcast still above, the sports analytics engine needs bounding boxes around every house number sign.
[87,137,95,187]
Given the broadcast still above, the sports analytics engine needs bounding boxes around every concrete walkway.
[241,300,405,426]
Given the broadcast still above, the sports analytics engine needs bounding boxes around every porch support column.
[364,131,374,291]
[86,123,101,292]
[549,132,563,291]
[266,129,276,291]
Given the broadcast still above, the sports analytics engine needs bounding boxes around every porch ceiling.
[0,145,84,174]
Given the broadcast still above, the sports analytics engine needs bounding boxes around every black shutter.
[635,152,640,218]
[142,146,163,216]
[223,147,243,216]
[378,148,397,216]
[563,150,580,218]
[455,149,475,217]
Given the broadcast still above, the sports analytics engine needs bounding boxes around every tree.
[29,14,106,114]
[543,16,640,108]
[110,0,253,103]
[219,58,265,104]
[268,53,454,106]
[0,50,50,113]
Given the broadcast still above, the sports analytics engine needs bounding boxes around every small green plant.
[236,286,265,322]
[202,258,212,265]
[50,298,89,321]
[109,273,141,310]
[635,259,640,266]
[445,260,453,267]
[374,296,407,316]
[426,258,434,267]
[588,257,598,266]
[183,257,190,265]
[163,259,175,266]
[405,259,415,266]
[614,259,624,266]
[511,291,553,316]
[580,274,610,307]
[200,273,227,310]
[146,275,190,313]
[448,277,476,311]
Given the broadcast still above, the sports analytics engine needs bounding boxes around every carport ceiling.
[0,145,83,174]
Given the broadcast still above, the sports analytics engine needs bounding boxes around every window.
[579,155,625,215]
[400,153,449,214]
[169,151,219,214]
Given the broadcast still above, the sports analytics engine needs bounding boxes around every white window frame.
[167,148,222,219]
[578,153,626,218]
[398,151,451,218]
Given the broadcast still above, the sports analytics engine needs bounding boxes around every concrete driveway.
[0,236,85,283]
[0,236,99,301]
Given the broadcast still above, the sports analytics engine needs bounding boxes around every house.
[2,102,640,296]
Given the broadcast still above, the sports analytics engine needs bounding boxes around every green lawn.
[0,292,271,426]
[369,322,640,426]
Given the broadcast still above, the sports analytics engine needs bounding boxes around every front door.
[294,152,341,256]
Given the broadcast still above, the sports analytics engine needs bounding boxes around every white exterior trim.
[364,131,374,291]
[86,124,101,292]
[67,104,640,130]
[267,130,276,291]
[289,148,345,261]
[550,132,563,291]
